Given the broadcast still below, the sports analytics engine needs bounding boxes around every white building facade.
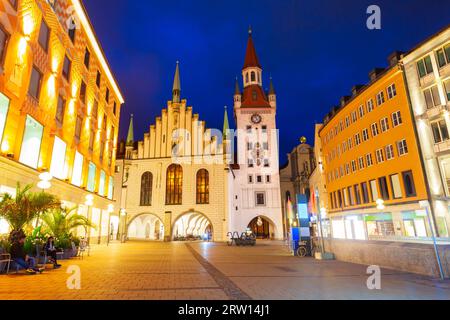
[227,30,283,240]
[402,26,450,238]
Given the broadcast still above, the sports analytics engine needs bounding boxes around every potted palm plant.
[0,183,60,244]
[41,206,96,259]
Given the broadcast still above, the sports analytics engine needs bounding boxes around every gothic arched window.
[166,164,183,205]
[196,169,209,204]
[140,172,153,206]
[251,71,256,82]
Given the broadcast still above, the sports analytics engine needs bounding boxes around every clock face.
[251,114,262,124]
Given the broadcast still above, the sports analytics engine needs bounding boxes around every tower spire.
[223,106,230,139]
[126,114,134,146]
[172,61,181,103]
[234,77,241,95]
[269,77,276,95]
[243,28,261,69]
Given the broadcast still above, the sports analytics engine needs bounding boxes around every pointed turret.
[269,77,276,95]
[268,77,277,108]
[172,61,181,103]
[126,114,134,146]
[223,106,230,139]
[235,77,241,95]
[243,27,261,69]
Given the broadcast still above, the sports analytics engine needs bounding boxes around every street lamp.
[419,200,445,280]
[85,194,94,245]
[376,199,385,211]
[36,172,52,227]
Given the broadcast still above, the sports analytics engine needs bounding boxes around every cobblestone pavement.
[1,241,449,300]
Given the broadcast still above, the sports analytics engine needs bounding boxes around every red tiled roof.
[241,85,271,108]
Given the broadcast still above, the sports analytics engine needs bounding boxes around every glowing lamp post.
[106,204,114,245]
[36,172,52,227]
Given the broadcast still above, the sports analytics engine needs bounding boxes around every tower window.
[251,71,256,82]
[245,73,249,84]
[252,90,257,101]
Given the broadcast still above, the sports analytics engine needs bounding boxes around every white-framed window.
[370,179,379,202]
[417,55,434,78]
[351,111,357,123]
[358,105,365,118]
[431,119,450,144]
[444,80,450,102]
[345,116,350,128]
[387,84,397,99]
[376,149,385,163]
[385,145,395,160]
[371,123,379,137]
[380,117,389,133]
[390,174,403,199]
[355,133,361,146]
[72,151,84,187]
[248,175,254,184]
[50,136,67,179]
[366,153,374,167]
[256,175,263,183]
[108,176,114,200]
[266,175,271,183]
[255,192,266,206]
[345,163,350,175]
[392,111,403,127]
[397,139,409,156]
[348,137,353,149]
[436,44,450,69]
[351,160,357,172]
[0,93,10,145]
[342,141,347,152]
[340,166,344,177]
[376,91,385,106]
[358,157,365,170]
[87,162,96,192]
[19,115,43,169]
[423,85,442,109]
[367,99,374,112]
[99,170,106,196]
[362,128,369,142]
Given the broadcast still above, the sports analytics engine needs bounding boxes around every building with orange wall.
[0,0,124,243]
[319,52,432,241]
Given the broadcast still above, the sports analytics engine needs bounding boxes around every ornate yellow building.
[0,0,124,243]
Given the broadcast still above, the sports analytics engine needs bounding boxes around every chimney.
[388,51,404,67]
[340,96,351,108]
[369,68,385,82]
[351,85,364,97]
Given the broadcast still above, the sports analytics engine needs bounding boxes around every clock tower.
[229,29,283,240]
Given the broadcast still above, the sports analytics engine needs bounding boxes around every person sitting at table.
[10,234,43,275]
[44,236,62,269]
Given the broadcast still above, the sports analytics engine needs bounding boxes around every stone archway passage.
[173,212,213,241]
[127,214,164,241]
[248,217,271,239]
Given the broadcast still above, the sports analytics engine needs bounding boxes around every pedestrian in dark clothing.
[10,235,43,275]
[44,237,62,269]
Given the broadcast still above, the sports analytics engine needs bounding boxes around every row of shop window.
[0,93,113,199]
[322,212,449,240]
[329,171,417,210]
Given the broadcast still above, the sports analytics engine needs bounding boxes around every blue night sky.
[84,0,450,164]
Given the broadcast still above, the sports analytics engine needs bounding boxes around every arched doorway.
[127,214,164,241]
[172,212,213,241]
[248,216,273,239]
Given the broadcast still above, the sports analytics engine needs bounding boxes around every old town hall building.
[114,30,283,241]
